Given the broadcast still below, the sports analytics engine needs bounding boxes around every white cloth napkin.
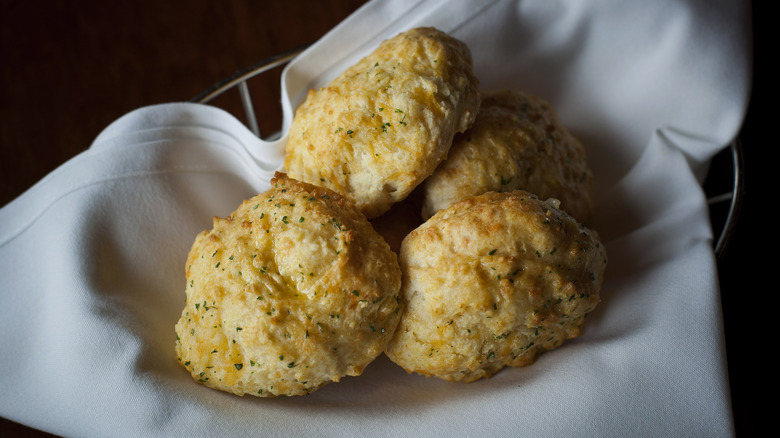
[0,0,750,436]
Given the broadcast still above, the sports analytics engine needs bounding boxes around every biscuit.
[175,173,402,397]
[284,27,480,219]
[385,191,606,382]
[421,90,594,222]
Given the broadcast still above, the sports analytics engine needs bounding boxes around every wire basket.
[192,48,744,260]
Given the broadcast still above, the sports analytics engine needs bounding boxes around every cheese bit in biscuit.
[385,190,607,382]
[175,173,402,397]
[421,90,594,223]
[284,27,480,219]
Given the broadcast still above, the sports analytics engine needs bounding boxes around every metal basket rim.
[193,49,745,261]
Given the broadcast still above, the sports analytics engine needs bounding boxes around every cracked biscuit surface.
[421,90,593,222]
[385,191,606,382]
[284,27,480,219]
[175,173,401,397]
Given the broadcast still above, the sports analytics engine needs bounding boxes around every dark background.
[1,0,764,436]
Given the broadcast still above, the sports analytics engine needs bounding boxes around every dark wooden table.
[1,0,763,436]
[0,0,367,207]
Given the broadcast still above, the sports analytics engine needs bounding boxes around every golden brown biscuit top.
[421,90,594,222]
[406,190,605,294]
[175,173,401,396]
[387,190,606,382]
[285,27,480,218]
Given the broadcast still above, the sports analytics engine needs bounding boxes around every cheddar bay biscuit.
[421,90,594,222]
[385,191,606,382]
[175,173,402,397]
[284,27,480,218]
